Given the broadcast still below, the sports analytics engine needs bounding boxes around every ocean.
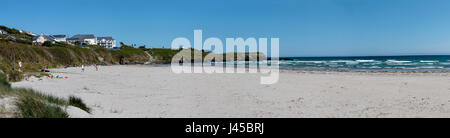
[277,55,450,72]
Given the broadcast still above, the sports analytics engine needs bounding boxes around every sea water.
[276,55,450,72]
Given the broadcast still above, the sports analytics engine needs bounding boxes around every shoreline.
[127,64,450,76]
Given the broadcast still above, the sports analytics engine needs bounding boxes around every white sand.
[11,65,450,118]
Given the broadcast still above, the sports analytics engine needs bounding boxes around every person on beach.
[95,64,98,71]
[81,65,85,72]
[18,61,22,72]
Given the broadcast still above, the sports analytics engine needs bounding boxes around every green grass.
[147,48,212,63]
[5,70,23,82]
[147,48,181,61]
[146,48,266,63]
[14,88,68,106]
[0,73,10,88]
[0,39,148,74]
[12,88,92,113]
[69,96,91,113]
[0,73,91,118]
[15,96,69,118]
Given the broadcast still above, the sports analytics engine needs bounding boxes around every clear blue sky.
[3,0,450,57]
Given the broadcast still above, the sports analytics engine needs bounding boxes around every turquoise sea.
[277,55,450,72]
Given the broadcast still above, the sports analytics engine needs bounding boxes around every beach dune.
[11,65,450,118]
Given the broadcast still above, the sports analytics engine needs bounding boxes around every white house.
[32,33,56,45]
[67,34,97,45]
[51,35,66,42]
[25,31,37,36]
[0,29,7,35]
[97,37,116,49]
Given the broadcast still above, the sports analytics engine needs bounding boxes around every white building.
[25,32,37,36]
[97,37,116,49]
[67,34,97,45]
[51,35,66,42]
[32,33,56,45]
[0,29,7,35]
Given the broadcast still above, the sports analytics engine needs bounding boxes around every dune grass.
[15,96,68,118]
[0,73,91,118]
[11,88,92,116]
[69,96,91,113]
[1,73,69,118]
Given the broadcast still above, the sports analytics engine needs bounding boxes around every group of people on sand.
[40,65,50,72]
[37,64,98,73]
[15,61,98,73]
[81,64,99,72]
[46,64,99,79]
[48,73,68,79]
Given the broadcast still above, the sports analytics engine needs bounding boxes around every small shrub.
[0,73,10,87]
[69,96,91,113]
[7,71,22,82]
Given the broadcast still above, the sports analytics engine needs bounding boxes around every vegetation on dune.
[115,42,149,64]
[69,96,90,113]
[147,48,182,63]
[0,73,90,118]
[15,96,69,118]
[146,47,266,63]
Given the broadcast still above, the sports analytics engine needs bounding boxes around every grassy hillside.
[147,48,182,62]
[0,25,33,41]
[147,48,266,63]
[0,40,149,81]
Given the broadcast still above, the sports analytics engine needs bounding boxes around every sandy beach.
[11,65,450,118]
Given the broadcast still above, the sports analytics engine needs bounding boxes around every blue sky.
[3,0,450,57]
